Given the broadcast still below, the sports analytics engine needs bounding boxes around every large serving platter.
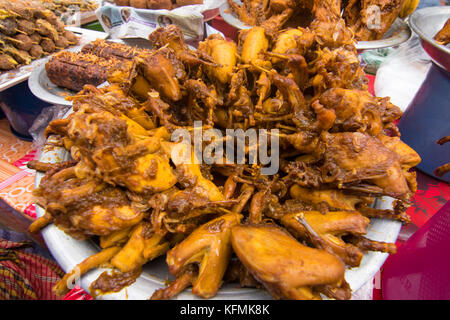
[35,126,402,299]
[219,1,412,51]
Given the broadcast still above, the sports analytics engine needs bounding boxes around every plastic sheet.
[29,105,71,159]
[374,35,431,112]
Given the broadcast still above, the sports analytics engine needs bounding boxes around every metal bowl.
[409,6,450,72]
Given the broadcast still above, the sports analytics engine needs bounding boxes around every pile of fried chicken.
[29,2,420,300]
[228,0,410,40]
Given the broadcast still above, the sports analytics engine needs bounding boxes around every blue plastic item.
[397,64,450,182]
[0,81,51,141]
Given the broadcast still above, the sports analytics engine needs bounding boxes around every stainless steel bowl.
[409,6,450,72]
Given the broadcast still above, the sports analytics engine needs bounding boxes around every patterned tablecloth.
[0,119,37,220]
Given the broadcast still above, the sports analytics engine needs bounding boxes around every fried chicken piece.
[32,163,144,239]
[54,102,177,194]
[280,210,370,267]
[151,212,242,299]
[161,141,225,202]
[231,223,348,300]
[273,27,315,58]
[135,52,182,102]
[309,48,368,96]
[239,26,271,69]
[111,222,170,272]
[434,18,450,46]
[149,25,215,67]
[318,132,412,199]
[377,133,421,193]
[344,0,406,41]
[316,88,396,135]
[197,34,237,84]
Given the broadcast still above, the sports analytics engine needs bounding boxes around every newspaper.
[96,0,225,41]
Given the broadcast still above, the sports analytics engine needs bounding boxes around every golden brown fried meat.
[153,212,242,299]
[434,18,450,46]
[343,0,406,41]
[30,22,422,301]
[231,224,348,300]
[280,210,370,267]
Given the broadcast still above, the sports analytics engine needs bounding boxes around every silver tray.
[409,6,450,72]
[0,27,108,93]
[28,37,151,106]
[219,1,412,51]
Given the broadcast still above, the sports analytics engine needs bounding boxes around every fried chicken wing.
[434,18,450,46]
[152,212,242,299]
[280,211,369,266]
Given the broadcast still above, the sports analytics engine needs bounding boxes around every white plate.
[28,54,78,107]
[34,124,401,300]
[28,37,153,107]
[219,1,411,51]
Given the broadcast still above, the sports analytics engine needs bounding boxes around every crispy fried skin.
[231,224,347,300]
[164,212,243,299]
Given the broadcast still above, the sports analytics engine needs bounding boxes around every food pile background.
[0,0,80,72]
[22,0,428,300]
[227,0,420,40]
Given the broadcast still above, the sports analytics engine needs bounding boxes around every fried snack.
[152,212,242,299]
[111,222,169,272]
[434,18,450,46]
[0,0,79,72]
[280,211,370,267]
[0,53,18,70]
[45,52,115,91]
[343,0,406,41]
[231,224,347,300]
[227,0,309,32]
[197,34,237,84]
[53,246,122,296]
[30,22,421,301]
